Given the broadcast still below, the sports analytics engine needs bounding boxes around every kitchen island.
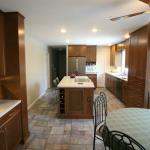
[57,76,94,119]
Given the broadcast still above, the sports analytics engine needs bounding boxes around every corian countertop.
[106,72,128,82]
[57,76,95,88]
[0,100,21,118]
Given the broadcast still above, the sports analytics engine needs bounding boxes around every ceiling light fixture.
[60,28,67,33]
[92,28,98,33]
[66,39,70,44]
[124,33,130,39]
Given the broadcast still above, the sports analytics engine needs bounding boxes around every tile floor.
[18,88,125,150]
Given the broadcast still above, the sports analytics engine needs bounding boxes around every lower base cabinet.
[59,88,94,119]
[0,104,22,150]
[86,74,97,88]
[105,73,128,103]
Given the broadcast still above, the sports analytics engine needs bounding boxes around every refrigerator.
[68,57,86,75]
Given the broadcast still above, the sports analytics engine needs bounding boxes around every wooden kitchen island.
[57,76,95,119]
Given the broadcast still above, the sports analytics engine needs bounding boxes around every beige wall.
[96,46,110,87]
[25,35,49,108]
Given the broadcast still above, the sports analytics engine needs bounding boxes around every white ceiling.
[0,0,150,46]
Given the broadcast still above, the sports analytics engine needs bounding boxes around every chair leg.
[93,126,96,150]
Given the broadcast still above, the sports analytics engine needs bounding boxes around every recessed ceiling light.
[60,28,67,33]
[124,33,130,39]
[92,28,98,33]
[66,39,70,44]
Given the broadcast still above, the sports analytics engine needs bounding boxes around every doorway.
[49,46,66,87]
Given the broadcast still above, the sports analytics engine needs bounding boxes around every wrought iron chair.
[56,77,60,84]
[93,92,107,150]
[52,78,59,102]
[107,130,146,150]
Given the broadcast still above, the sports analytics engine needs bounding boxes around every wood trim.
[139,0,150,5]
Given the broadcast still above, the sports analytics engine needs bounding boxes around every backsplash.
[86,64,97,73]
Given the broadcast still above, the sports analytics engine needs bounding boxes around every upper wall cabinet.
[116,42,125,52]
[86,46,96,63]
[0,12,5,78]
[110,45,116,66]
[68,45,87,57]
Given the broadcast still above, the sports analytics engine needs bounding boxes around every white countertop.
[0,100,21,118]
[106,72,128,81]
[57,76,95,88]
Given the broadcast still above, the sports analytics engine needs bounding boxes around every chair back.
[109,131,146,150]
[53,79,58,87]
[93,92,107,127]
[56,77,60,84]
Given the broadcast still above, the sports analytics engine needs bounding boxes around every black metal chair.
[107,130,146,150]
[52,78,59,102]
[56,77,60,84]
[93,92,107,150]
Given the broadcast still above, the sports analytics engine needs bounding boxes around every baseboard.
[27,92,45,110]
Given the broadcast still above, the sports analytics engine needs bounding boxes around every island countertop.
[57,76,95,88]
[0,100,21,118]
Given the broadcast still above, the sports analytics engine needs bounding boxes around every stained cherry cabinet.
[2,12,29,141]
[127,25,148,107]
[60,88,93,119]
[124,39,130,68]
[0,104,21,150]
[86,74,97,88]
[0,12,5,78]
[68,45,87,57]
[86,46,96,62]
[66,88,84,114]
[0,129,6,150]
[110,45,116,66]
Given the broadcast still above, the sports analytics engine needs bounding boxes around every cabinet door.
[86,46,96,62]
[122,81,128,105]
[0,12,5,78]
[125,39,130,68]
[110,45,116,66]
[68,45,86,57]
[128,26,148,107]
[66,88,85,114]
[0,128,6,150]
[4,110,21,150]
[87,74,97,88]
[105,74,110,90]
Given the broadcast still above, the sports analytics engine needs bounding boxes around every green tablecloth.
[106,108,150,150]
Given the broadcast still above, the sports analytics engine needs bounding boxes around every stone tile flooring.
[18,88,125,150]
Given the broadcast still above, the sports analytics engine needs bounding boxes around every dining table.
[105,108,150,149]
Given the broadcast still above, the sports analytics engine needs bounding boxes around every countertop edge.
[106,72,128,82]
[0,100,21,118]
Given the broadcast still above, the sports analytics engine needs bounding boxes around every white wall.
[96,46,110,87]
[25,35,49,108]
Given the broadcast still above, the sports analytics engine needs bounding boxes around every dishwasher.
[116,79,122,101]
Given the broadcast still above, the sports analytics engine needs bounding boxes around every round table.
[106,108,150,149]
